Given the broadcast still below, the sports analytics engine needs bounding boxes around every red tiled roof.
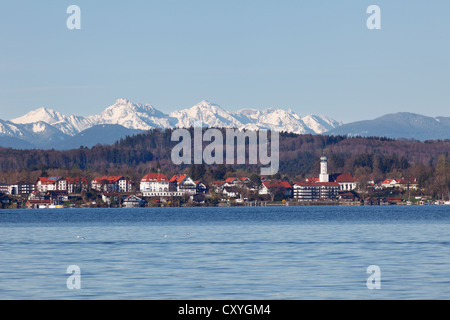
[262,181,292,189]
[65,177,88,184]
[318,182,340,186]
[38,177,64,185]
[93,176,126,184]
[141,173,168,182]
[397,178,418,185]
[335,173,357,183]
[169,174,187,185]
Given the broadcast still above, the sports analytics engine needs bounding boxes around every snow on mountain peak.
[90,98,174,130]
[115,98,132,105]
[11,106,65,125]
[169,100,243,128]
[107,98,163,115]
[2,98,343,149]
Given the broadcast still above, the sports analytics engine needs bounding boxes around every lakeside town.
[0,156,447,209]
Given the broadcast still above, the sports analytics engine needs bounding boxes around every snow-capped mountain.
[12,107,93,136]
[169,100,341,135]
[89,98,177,130]
[169,100,245,128]
[233,108,341,134]
[1,98,342,149]
[0,118,70,149]
[12,107,66,125]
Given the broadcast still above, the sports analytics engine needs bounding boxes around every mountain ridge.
[1,99,449,149]
[2,99,342,149]
[327,112,450,141]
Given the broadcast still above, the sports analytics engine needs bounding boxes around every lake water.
[0,205,449,300]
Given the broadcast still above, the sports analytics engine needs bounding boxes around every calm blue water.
[0,205,449,300]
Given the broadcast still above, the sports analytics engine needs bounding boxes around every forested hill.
[0,129,448,184]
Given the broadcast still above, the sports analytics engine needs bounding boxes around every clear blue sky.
[0,0,449,123]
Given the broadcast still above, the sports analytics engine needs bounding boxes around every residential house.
[169,174,197,195]
[396,178,419,191]
[194,181,207,194]
[92,176,132,193]
[101,192,121,205]
[381,178,419,190]
[259,180,293,198]
[381,179,400,189]
[238,177,251,184]
[225,177,240,185]
[46,190,69,205]
[224,177,251,186]
[222,186,241,199]
[339,191,359,202]
[122,195,146,208]
[212,181,231,193]
[28,191,49,201]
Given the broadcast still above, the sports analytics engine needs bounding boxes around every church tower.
[319,156,329,183]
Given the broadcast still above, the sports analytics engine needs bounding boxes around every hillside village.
[1,156,443,209]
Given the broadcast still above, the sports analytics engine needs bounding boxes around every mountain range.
[0,98,448,150]
[0,99,342,150]
[327,112,450,141]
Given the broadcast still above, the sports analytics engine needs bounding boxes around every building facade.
[169,174,197,195]
[91,176,132,193]
[140,172,182,197]
[293,181,340,201]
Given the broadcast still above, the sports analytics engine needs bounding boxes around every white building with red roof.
[381,179,400,188]
[259,180,293,197]
[140,172,182,197]
[169,174,197,195]
[36,177,67,192]
[293,181,340,201]
[381,178,419,190]
[333,173,358,191]
[91,176,131,193]
[37,176,89,193]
